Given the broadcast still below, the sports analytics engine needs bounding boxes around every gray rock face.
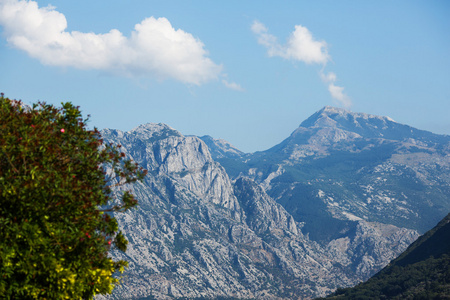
[199,135,244,159]
[218,107,450,240]
[98,119,420,299]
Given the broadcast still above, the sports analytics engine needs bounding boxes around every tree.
[0,94,147,299]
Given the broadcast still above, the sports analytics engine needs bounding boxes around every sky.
[0,0,449,153]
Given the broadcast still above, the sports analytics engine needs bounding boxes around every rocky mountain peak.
[300,106,397,136]
[271,106,449,155]
[129,122,182,141]
[97,107,445,299]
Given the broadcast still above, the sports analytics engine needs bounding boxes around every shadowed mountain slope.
[321,213,450,299]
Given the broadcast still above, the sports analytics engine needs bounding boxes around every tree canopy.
[0,94,147,299]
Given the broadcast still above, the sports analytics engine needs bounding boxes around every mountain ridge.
[263,106,450,156]
[213,106,450,239]
[97,106,449,299]
[300,106,396,129]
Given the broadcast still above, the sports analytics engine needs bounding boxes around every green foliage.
[322,255,450,299]
[0,95,147,299]
[319,214,450,300]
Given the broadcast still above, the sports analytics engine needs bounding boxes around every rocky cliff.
[97,117,422,299]
[217,107,450,242]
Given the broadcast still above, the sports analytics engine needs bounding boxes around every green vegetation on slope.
[319,213,450,299]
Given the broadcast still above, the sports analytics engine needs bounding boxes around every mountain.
[97,117,420,299]
[321,213,450,299]
[217,106,450,244]
[198,135,244,159]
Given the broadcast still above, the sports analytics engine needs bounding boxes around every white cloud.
[320,71,337,83]
[0,0,222,85]
[252,20,351,107]
[222,79,244,92]
[250,21,281,56]
[321,71,352,108]
[328,84,351,108]
[251,20,329,64]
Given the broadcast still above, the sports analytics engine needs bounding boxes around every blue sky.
[1,0,449,152]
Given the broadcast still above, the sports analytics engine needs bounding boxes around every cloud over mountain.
[321,71,352,108]
[251,20,329,64]
[0,0,222,85]
[251,20,351,107]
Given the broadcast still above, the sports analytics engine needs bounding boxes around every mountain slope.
[322,213,450,299]
[199,135,245,159]
[97,122,418,299]
[219,106,450,243]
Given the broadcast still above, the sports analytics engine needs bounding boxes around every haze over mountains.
[99,106,450,299]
